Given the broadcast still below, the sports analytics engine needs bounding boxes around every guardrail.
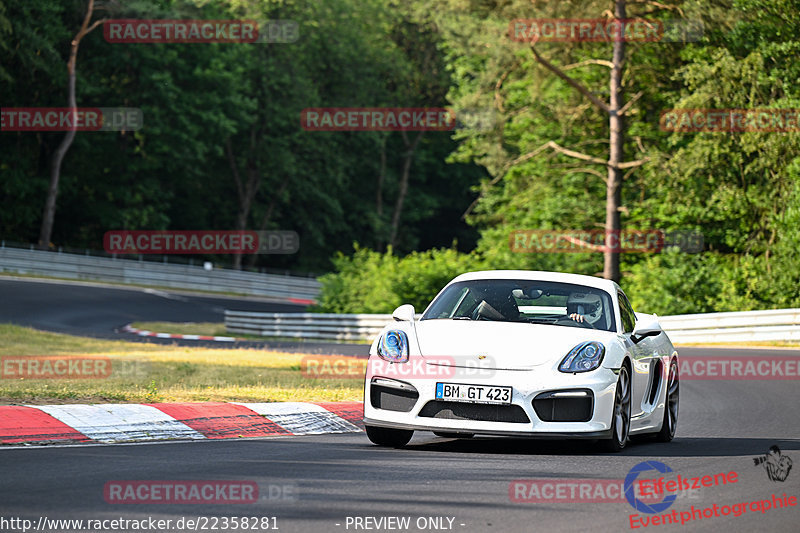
[225,308,800,343]
[657,309,800,343]
[224,311,405,341]
[0,245,320,302]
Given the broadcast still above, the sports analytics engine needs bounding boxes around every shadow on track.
[389,435,800,458]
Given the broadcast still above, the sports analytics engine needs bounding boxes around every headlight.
[377,330,409,363]
[559,341,605,373]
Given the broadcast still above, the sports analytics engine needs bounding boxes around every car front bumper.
[363,360,620,438]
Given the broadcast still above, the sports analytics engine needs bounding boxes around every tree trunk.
[516,0,645,282]
[226,132,262,270]
[38,0,103,248]
[39,97,77,249]
[603,0,627,283]
[389,131,423,248]
[375,134,387,249]
[244,175,290,269]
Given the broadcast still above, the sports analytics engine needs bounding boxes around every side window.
[618,292,636,333]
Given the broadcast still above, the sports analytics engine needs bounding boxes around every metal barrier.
[225,308,800,343]
[6,241,796,343]
[657,309,800,343]
[224,311,401,341]
[0,245,320,302]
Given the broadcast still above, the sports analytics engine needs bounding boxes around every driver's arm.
[568,313,585,323]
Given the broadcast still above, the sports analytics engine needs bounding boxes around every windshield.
[421,279,616,332]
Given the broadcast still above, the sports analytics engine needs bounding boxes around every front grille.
[370,383,419,412]
[533,390,593,422]
[418,401,530,424]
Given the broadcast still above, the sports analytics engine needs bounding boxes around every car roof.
[449,270,621,295]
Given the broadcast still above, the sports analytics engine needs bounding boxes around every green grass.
[0,324,363,404]
[130,322,229,336]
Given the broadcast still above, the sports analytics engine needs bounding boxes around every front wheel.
[602,364,631,452]
[365,425,413,447]
[655,360,679,442]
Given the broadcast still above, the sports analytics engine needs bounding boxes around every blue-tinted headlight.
[377,330,409,363]
[559,341,605,373]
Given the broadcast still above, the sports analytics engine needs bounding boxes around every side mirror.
[392,304,416,322]
[632,316,662,344]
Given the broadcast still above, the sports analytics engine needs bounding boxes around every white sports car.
[363,270,679,452]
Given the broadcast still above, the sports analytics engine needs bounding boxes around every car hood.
[413,319,619,370]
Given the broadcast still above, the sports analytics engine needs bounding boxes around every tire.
[365,425,413,447]
[433,432,474,439]
[602,364,632,452]
[655,359,679,442]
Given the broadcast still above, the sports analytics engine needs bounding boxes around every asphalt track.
[0,277,369,355]
[1,373,799,532]
[1,277,799,531]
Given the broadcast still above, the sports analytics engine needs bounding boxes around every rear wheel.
[602,364,631,452]
[365,425,413,447]
[655,360,679,442]
[433,432,474,439]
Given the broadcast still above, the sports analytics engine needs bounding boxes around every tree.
[0,0,11,81]
[38,0,105,248]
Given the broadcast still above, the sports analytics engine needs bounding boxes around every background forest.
[2,0,799,315]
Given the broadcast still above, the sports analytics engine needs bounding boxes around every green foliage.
[145,379,160,402]
[623,250,746,315]
[317,0,800,315]
[3,0,799,315]
[313,245,485,313]
[0,0,482,271]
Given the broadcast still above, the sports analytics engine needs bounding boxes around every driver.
[567,292,603,325]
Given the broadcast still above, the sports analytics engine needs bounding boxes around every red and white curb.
[0,401,363,445]
[121,324,242,342]
[287,298,315,305]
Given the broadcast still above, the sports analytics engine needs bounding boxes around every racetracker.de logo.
[1,108,143,132]
[104,19,257,43]
[509,19,703,43]
[301,356,367,379]
[301,356,497,379]
[679,356,800,380]
[1,356,111,379]
[103,230,299,255]
[509,229,703,253]
[509,479,691,504]
[300,108,456,131]
[660,109,800,132]
[103,19,299,44]
[104,481,258,504]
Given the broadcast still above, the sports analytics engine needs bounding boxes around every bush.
[315,244,799,316]
[622,249,775,316]
[311,245,484,314]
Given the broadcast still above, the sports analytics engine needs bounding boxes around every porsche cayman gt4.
[363,270,679,452]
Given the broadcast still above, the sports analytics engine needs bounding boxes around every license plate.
[435,383,512,404]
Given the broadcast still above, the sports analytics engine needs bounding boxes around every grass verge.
[0,324,363,404]
[130,322,229,336]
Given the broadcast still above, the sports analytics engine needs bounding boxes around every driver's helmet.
[567,292,603,324]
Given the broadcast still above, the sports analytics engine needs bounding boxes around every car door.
[617,290,657,419]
